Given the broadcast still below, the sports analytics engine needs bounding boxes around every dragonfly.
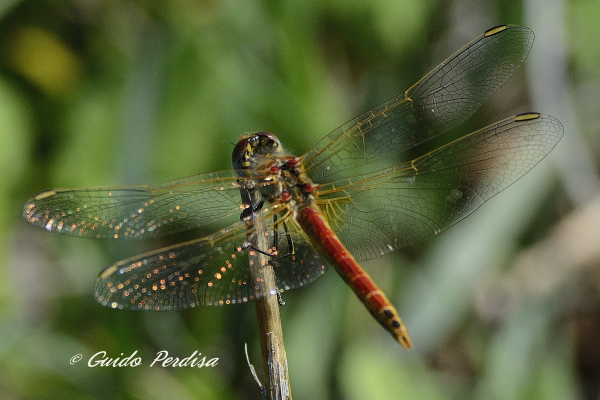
[23,25,563,349]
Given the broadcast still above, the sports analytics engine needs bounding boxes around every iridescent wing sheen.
[301,25,535,181]
[315,113,563,261]
[23,170,245,239]
[94,205,326,309]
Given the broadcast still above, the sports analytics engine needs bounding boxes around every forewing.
[23,170,245,239]
[302,25,535,181]
[316,114,563,260]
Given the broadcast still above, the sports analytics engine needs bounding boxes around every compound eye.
[231,132,282,171]
[256,132,281,147]
[249,132,282,153]
[232,136,251,171]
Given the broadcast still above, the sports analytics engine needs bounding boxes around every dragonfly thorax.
[257,156,313,205]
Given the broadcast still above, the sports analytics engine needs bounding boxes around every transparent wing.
[315,114,563,260]
[302,25,535,181]
[23,170,246,239]
[94,206,327,309]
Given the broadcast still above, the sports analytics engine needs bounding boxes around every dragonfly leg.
[267,213,296,261]
[240,198,265,221]
[276,292,285,306]
[246,244,277,258]
[243,212,297,260]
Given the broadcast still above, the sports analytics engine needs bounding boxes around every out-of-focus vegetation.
[1,0,599,399]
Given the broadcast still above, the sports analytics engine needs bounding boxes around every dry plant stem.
[247,208,292,400]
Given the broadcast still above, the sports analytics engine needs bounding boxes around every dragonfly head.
[232,132,285,174]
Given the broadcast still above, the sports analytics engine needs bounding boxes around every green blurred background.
[1,0,600,399]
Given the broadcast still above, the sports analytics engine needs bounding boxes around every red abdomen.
[296,204,412,348]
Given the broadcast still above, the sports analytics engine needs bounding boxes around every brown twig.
[247,206,292,400]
